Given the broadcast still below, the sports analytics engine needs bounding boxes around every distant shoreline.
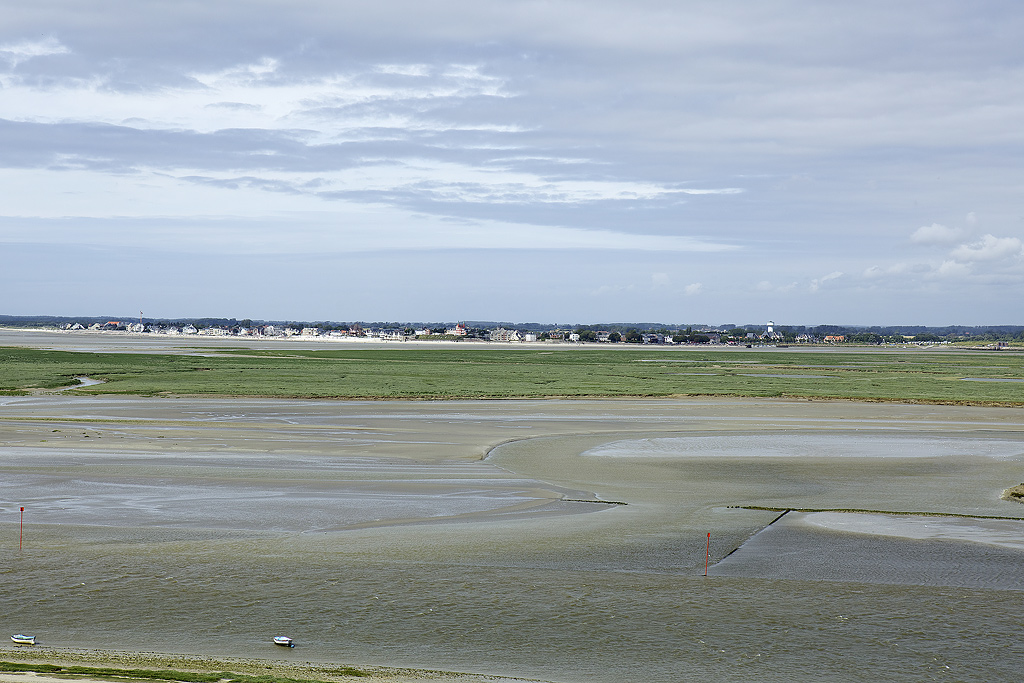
[2,325,1007,352]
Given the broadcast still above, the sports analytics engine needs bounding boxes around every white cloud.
[809,271,843,292]
[911,223,963,245]
[863,263,909,279]
[0,37,69,67]
[0,58,513,139]
[675,188,744,195]
[376,64,432,77]
[0,167,739,255]
[935,260,970,278]
[950,234,1024,262]
[683,282,703,296]
[651,272,671,288]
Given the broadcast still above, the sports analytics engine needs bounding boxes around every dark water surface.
[4,546,1023,682]
[711,512,1024,591]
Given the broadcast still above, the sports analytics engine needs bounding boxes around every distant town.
[3,315,1023,347]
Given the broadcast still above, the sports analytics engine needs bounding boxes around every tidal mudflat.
[2,392,1024,682]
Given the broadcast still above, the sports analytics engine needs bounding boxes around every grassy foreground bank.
[0,651,524,683]
[0,660,366,682]
[1,345,1022,405]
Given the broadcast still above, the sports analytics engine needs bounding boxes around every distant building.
[490,328,522,342]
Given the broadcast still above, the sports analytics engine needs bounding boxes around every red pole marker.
[20,507,25,550]
[704,532,711,576]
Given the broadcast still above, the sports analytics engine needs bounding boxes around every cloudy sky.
[2,1,1022,325]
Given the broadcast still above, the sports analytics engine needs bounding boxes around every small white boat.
[11,634,36,646]
[273,636,294,648]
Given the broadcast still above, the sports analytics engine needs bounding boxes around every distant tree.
[624,329,642,343]
[607,331,621,343]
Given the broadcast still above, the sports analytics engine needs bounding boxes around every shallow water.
[2,396,1024,682]
[581,433,1024,459]
[711,512,1024,590]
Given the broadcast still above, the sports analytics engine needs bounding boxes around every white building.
[490,328,522,342]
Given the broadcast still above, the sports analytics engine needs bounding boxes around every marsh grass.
[0,346,1022,405]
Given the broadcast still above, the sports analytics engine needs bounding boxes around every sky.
[1,1,1022,326]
